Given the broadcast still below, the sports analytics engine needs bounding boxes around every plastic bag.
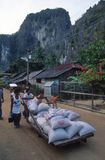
[8,112,14,123]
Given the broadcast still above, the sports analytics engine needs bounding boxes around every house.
[36,63,82,87]
[8,72,27,89]
[13,70,43,85]
[10,72,27,84]
[8,63,82,89]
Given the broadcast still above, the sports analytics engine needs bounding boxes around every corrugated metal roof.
[36,63,81,79]
[29,70,43,79]
[11,72,27,82]
[14,70,43,83]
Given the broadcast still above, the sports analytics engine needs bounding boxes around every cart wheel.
[38,133,42,138]
[82,139,87,143]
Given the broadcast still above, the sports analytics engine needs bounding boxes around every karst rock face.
[0,8,71,70]
[0,1,105,70]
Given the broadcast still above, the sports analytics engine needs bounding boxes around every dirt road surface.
[0,89,105,160]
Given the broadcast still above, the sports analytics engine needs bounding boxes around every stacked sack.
[45,108,81,143]
[28,101,96,144]
[28,99,50,125]
[47,108,96,143]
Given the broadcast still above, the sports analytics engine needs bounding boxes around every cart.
[28,110,95,147]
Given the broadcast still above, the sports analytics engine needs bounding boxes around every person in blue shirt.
[0,87,4,120]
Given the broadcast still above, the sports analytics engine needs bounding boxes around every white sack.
[77,121,96,136]
[28,98,38,113]
[66,121,83,139]
[50,117,71,129]
[48,128,68,143]
[67,111,80,121]
[37,103,50,113]
[42,122,52,135]
[37,117,47,128]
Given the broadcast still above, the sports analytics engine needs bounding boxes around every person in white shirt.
[23,89,34,107]
[22,87,34,122]
[11,88,21,128]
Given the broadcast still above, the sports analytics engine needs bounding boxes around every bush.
[0,80,5,88]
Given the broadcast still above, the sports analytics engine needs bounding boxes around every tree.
[45,53,59,68]
[79,40,105,94]
[8,59,26,73]
[79,40,105,65]
[33,47,45,64]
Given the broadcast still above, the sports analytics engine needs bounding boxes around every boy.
[11,88,21,128]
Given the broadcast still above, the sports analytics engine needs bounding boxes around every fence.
[60,81,105,113]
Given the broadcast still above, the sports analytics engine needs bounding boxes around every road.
[0,89,105,160]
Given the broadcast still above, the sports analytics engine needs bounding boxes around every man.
[0,87,4,120]
[22,86,34,122]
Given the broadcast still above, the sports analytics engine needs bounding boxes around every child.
[11,88,21,128]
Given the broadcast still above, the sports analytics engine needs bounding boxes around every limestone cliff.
[0,1,105,71]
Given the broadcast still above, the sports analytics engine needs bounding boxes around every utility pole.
[21,50,31,86]
[26,57,29,85]
[26,52,31,85]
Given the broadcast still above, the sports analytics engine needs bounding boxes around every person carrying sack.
[11,88,21,128]
[8,87,15,123]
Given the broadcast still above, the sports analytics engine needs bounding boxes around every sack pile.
[28,102,96,144]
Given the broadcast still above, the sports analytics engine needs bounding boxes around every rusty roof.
[36,63,82,79]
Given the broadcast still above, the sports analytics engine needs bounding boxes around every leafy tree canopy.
[79,40,105,65]
[79,40,105,94]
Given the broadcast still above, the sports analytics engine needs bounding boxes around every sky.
[0,0,100,34]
